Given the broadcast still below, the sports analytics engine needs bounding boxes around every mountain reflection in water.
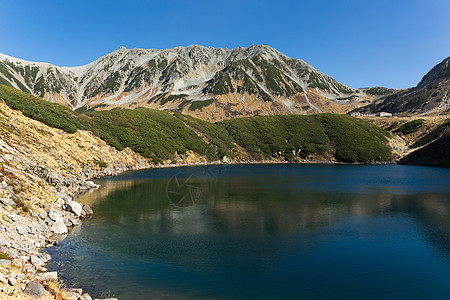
[46,164,450,300]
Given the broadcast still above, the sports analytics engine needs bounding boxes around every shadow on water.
[46,164,450,300]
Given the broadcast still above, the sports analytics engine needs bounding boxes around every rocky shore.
[0,101,151,299]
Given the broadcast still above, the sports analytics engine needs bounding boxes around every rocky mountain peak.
[0,44,368,120]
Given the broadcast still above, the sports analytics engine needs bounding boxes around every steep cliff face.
[0,45,371,121]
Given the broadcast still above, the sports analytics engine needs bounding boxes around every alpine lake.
[44,164,450,299]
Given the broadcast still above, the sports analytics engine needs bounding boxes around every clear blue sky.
[1,0,449,89]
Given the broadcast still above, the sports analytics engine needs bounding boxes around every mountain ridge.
[0,44,373,121]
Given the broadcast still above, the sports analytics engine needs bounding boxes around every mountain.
[0,45,373,121]
[356,56,450,116]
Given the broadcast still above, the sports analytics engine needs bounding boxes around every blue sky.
[1,0,449,89]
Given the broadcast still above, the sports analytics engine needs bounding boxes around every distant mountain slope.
[357,56,450,116]
[0,45,373,121]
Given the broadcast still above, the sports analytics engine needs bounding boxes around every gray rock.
[16,225,27,235]
[80,293,92,300]
[8,276,16,286]
[39,271,57,281]
[51,221,68,234]
[48,210,62,222]
[42,253,51,263]
[81,204,94,218]
[23,280,45,298]
[66,200,82,217]
[7,213,17,222]
[0,238,10,247]
[69,218,80,226]
[0,197,16,206]
[64,220,73,227]
[29,226,37,235]
[30,255,44,267]
[0,259,10,267]
[0,273,7,284]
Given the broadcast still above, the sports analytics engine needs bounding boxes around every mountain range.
[0,45,380,121]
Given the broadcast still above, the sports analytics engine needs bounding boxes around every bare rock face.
[23,280,45,298]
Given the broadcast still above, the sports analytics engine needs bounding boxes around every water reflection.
[47,165,450,300]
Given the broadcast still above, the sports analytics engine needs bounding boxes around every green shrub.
[189,99,214,111]
[398,119,424,134]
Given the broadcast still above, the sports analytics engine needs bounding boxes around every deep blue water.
[45,164,450,299]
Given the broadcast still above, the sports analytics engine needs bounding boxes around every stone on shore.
[66,200,82,217]
[39,271,57,281]
[30,255,44,268]
[51,221,68,234]
[80,293,93,300]
[80,203,93,219]
[23,280,45,298]
[48,210,63,222]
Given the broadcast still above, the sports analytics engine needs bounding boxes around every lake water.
[45,164,450,299]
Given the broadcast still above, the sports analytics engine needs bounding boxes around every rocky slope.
[0,45,373,121]
[357,56,450,116]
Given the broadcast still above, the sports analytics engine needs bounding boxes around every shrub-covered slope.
[219,114,391,163]
[1,84,392,164]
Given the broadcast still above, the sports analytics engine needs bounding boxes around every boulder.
[0,238,10,247]
[16,225,27,235]
[51,221,68,234]
[80,204,93,219]
[30,255,44,267]
[7,213,17,222]
[69,218,80,226]
[0,197,16,207]
[65,201,82,217]
[0,273,7,284]
[8,276,16,286]
[80,294,92,300]
[0,259,10,267]
[48,210,62,222]
[84,181,99,189]
[23,280,45,298]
